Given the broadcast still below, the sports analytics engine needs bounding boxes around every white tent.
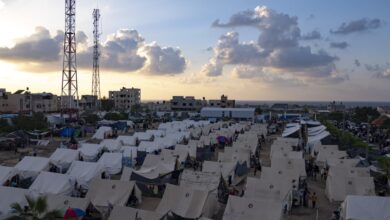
[271,150,303,160]
[316,148,347,167]
[311,144,339,156]
[155,136,178,149]
[307,131,330,145]
[28,171,73,196]
[134,154,176,179]
[0,186,28,219]
[15,156,50,179]
[180,170,220,191]
[98,153,123,175]
[121,146,137,159]
[175,144,197,158]
[282,125,301,137]
[156,184,211,219]
[326,166,375,202]
[78,143,103,162]
[340,195,390,220]
[92,126,113,140]
[161,149,189,164]
[326,158,360,169]
[86,179,141,213]
[202,161,236,180]
[100,139,121,152]
[138,141,161,153]
[199,135,212,146]
[218,147,250,165]
[49,148,79,171]
[46,195,90,212]
[223,195,283,220]
[116,135,137,146]
[270,158,307,178]
[146,129,165,138]
[245,177,292,209]
[134,132,154,141]
[308,125,326,136]
[0,166,15,185]
[66,161,103,188]
[109,206,163,220]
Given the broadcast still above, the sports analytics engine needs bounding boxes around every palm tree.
[5,195,63,220]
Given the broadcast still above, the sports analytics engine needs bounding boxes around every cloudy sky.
[0,0,389,101]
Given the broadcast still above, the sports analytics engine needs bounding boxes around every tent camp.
[28,171,73,196]
[282,124,301,137]
[134,132,154,141]
[223,195,283,220]
[138,141,161,153]
[78,143,103,162]
[202,161,236,180]
[99,139,121,152]
[86,179,141,213]
[0,166,15,185]
[0,186,28,219]
[66,161,103,188]
[161,149,189,164]
[108,206,163,220]
[271,150,303,160]
[270,158,307,179]
[15,156,50,179]
[326,167,375,202]
[133,154,177,180]
[340,195,390,220]
[116,135,138,146]
[307,131,330,146]
[98,153,123,175]
[175,144,197,158]
[46,195,90,213]
[146,129,166,138]
[316,148,347,167]
[92,126,113,140]
[156,184,213,219]
[180,170,220,191]
[49,148,79,172]
[218,147,250,165]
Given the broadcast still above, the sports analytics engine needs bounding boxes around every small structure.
[200,107,255,121]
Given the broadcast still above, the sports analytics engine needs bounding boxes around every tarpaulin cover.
[46,195,90,212]
[341,195,390,220]
[66,161,103,188]
[28,171,73,196]
[0,186,28,219]
[108,206,163,220]
[15,156,50,179]
[0,166,15,185]
[98,153,123,175]
[78,143,102,162]
[49,148,79,171]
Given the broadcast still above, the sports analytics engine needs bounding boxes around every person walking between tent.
[311,192,317,209]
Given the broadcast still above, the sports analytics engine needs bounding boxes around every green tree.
[12,113,48,131]
[378,157,390,179]
[6,196,63,220]
[255,107,263,114]
[0,119,14,133]
[382,118,390,129]
[84,113,99,124]
[353,107,380,123]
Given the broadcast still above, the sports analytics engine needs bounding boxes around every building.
[208,95,235,108]
[170,96,206,112]
[109,87,141,111]
[143,101,171,112]
[0,89,59,113]
[79,95,98,111]
[200,107,255,121]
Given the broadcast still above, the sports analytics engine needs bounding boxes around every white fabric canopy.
[308,131,330,145]
[46,195,90,212]
[116,135,137,146]
[202,161,236,180]
[161,149,189,164]
[175,144,197,158]
[218,147,250,165]
[100,139,121,152]
[134,154,176,179]
[49,148,79,171]
[282,125,301,137]
[138,141,161,153]
[28,171,73,196]
[109,206,163,220]
[180,170,220,191]
[0,186,28,219]
[0,166,15,185]
[86,179,141,213]
[134,132,153,141]
[78,143,103,162]
[223,196,283,220]
[121,146,137,159]
[98,153,123,175]
[66,161,103,188]
[146,129,165,138]
[93,126,113,140]
[156,184,210,219]
[341,195,390,220]
[15,156,50,179]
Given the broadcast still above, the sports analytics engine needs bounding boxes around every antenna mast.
[92,8,101,108]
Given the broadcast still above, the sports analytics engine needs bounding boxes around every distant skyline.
[0,0,389,101]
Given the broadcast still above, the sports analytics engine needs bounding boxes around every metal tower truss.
[61,0,79,113]
[92,8,101,107]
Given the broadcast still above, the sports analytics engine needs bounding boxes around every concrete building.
[79,95,98,111]
[0,89,59,113]
[208,95,235,108]
[109,87,141,111]
[170,96,206,112]
[200,107,255,121]
[143,101,171,112]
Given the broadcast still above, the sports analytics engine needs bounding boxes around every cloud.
[204,6,346,85]
[354,59,361,67]
[329,41,349,49]
[0,0,4,10]
[330,18,384,35]
[0,27,63,63]
[0,27,187,75]
[301,30,322,40]
[365,63,390,79]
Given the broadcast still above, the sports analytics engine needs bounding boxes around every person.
[311,192,317,208]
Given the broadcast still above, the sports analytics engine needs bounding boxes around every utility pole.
[92,8,101,110]
[61,0,79,118]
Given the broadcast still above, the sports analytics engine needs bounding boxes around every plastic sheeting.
[92,126,113,140]
[175,144,197,158]
[180,170,220,191]
[49,148,79,171]
[223,196,283,220]
[116,136,137,146]
[134,154,176,179]
[0,186,28,219]
[282,125,301,137]
[78,143,103,162]
[98,153,123,175]
[202,161,236,180]
[156,184,210,219]
[66,161,103,188]
[138,141,161,153]
[28,171,73,196]
[99,139,121,152]
[15,156,50,179]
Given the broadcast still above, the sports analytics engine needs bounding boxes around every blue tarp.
[60,127,75,138]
